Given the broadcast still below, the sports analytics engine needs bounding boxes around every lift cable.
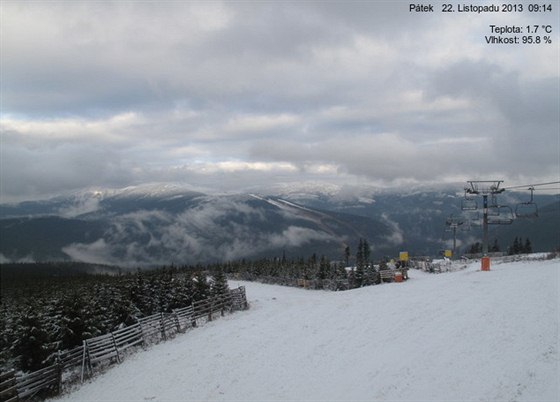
[502,181,560,190]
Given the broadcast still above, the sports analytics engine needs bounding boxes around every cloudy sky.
[1,1,558,201]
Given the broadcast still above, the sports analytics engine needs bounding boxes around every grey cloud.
[426,60,559,178]
[268,226,338,249]
[249,132,496,185]
[1,2,558,201]
[1,2,430,117]
[1,141,134,201]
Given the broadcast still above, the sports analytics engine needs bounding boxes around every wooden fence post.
[160,312,167,341]
[173,312,181,332]
[240,286,248,309]
[56,361,63,396]
[110,333,121,364]
[55,351,63,395]
[80,340,88,383]
[191,303,197,328]
[138,319,147,347]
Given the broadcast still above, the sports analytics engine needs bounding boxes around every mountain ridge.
[1,184,558,266]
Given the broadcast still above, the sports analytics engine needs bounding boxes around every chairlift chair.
[461,198,478,211]
[445,214,464,227]
[459,219,472,231]
[468,217,482,227]
[464,210,480,221]
[487,205,514,225]
[515,187,538,219]
[487,205,501,216]
[461,189,478,211]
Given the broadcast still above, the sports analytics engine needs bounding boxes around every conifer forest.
[0,263,229,374]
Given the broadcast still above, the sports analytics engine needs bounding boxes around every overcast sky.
[1,1,558,201]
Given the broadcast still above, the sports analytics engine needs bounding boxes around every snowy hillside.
[55,258,558,401]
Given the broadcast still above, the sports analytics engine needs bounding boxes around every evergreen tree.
[355,239,366,287]
[156,267,174,312]
[364,262,377,286]
[192,271,211,301]
[211,268,229,298]
[469,242,482,254]
[509,237,522,255]
[348,267,357,289]
[56,291,102,349]
[12,305,52,371]
[524,238,533,254]
[513,237,521,254]
[130,269,150,315]
[317,255,329,280]
[306,254,318,280]
[490,238,500,252]
[175,274,195,307]
[333,261,348,280]
[362,239,371,265]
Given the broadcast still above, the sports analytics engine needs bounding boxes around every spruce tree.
[12,305,52,372]
[344,246,350,267]
[211,268,229,298]
[468,242,482,254]
[176,274,195,307]
[317,255,329,280]
[355,239,365,287]
[524,238,533,254]
[193,271,210,301]
[515,237,521,254]
[511,237,521,255]
[362,239,371,264]
[130,269,150,315]
[334,261,348,280]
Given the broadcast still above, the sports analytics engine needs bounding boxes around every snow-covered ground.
[54,258,559,401]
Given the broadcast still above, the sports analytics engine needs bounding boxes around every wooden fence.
[0,286,248,401]
[0,371,18,402]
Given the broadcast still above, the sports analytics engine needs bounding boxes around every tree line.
[466,237,533,255]
[220,238,396,288]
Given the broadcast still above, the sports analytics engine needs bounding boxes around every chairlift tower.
[465,180,510,256]
[445,214,464,259]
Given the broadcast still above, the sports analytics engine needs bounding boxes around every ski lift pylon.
[515,187,538,219]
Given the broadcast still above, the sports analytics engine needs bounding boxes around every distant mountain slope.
[1,184,558,265]
[491,200,560,252]
[273,186,560,255]
[0,217,105,261]
[0,189,394,266]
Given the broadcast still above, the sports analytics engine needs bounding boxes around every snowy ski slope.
[55,258,559,401]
